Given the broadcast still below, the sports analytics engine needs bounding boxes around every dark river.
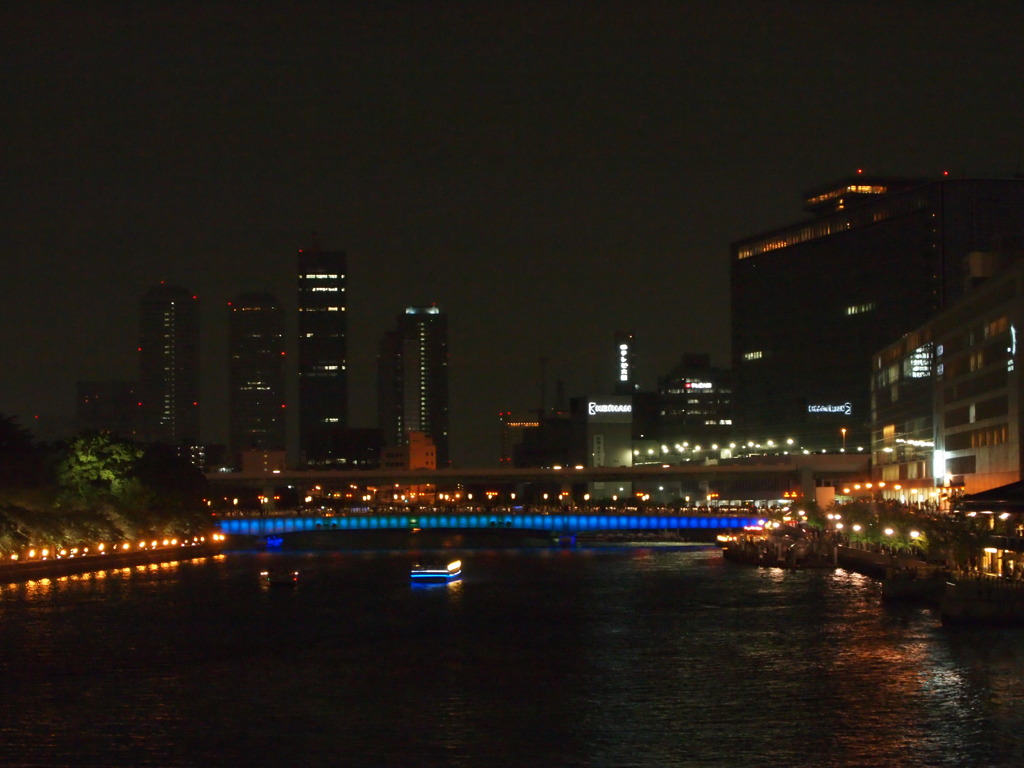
[2,544,1023,767]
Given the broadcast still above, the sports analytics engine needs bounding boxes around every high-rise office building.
[378,306,450,466]
[297,241,347,467]
[731,175,1024,451]
[138,283,200,446]
[228,292,286,458]
[655,353,733,458]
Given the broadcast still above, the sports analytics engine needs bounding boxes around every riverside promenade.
[722,529,1024,624]
[0,538,224,585]
[721,528,934,577]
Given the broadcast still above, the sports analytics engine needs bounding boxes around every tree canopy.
[0,421,211,552]
[57,432,143,502]
[0,413,48,491]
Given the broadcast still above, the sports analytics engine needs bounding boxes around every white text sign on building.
[807,402,852,416]
[586,399,633,424]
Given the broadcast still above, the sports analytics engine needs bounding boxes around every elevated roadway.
[207,454,869,502]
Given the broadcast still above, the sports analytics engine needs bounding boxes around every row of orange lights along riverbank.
[6,533,226,563]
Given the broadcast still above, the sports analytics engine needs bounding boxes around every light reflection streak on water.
[1,547,1022,768]
[0,556,215,600]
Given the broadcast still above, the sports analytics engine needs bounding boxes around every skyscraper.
[138,283,200,446]
[378,306,450,466]
[297,241,347,466]
[228,292,286,458]
[731,175,1024,451]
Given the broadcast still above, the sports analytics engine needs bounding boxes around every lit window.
[845,302,877,316]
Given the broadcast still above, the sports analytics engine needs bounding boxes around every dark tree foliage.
[0,413,48,490]
[132,442,210,531]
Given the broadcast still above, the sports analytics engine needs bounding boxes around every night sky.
[3,2,1023,466]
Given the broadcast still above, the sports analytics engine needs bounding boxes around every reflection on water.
[1,547,1023,767]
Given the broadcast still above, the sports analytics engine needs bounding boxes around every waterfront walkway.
[0,539,224,585]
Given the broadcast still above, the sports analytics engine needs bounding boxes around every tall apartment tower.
[378,306,450,466]
[228,292,286,458]
[297,241,347,467]
[138,283,200,446]
[731,175,1024,451]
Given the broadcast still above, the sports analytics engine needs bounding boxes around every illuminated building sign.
[619,344,629,382]
[686,381,713,389]
[586,399,633,424]
[589,402,632,414]
[807,402,852,415]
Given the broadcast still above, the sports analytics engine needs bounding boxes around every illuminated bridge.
[215,512,762,537]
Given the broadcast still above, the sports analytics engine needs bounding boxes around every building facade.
[652,353,733,462]
[297,243,347,467]
[499,411,540,464]
[381,431,437,471]
[377,306,450,466]
[138,283,200,446]
[873,252,1024,498]
[228,292,286,459]
[732,176,1024,452]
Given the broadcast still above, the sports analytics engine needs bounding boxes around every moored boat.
[260,568,299,588]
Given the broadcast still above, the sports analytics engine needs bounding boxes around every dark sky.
[2,2,1023,466]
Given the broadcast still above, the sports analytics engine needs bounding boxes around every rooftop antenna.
[555,379,566,413]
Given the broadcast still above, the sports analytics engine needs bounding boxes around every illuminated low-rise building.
[499,411,540,464]
[873,250,1024,499]
[381,430,437,470]
[574,394,634,500]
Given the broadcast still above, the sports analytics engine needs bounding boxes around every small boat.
[410,559,462,584]
[260,568,299,588]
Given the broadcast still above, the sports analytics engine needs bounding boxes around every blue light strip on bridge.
[215,514,759,537]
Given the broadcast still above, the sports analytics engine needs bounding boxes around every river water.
[1,544,1023,767]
